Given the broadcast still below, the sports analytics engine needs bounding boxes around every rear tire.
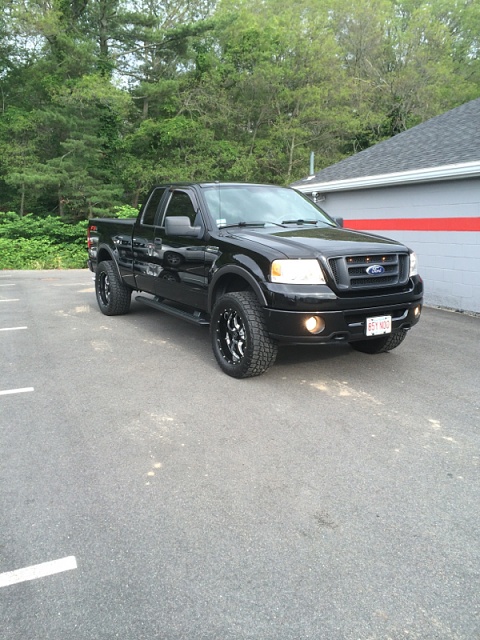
[211,291,278,378]
[95,260,131,316]
[350,329,408,354]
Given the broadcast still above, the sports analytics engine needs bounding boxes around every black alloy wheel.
[95,260,132,316]
[211,291,277,378]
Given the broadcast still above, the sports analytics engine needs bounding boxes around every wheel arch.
[208,266,267,313]
[96,245,121,278]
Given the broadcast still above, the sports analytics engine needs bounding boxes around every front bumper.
[264,301,422,344]
[262,277,423,344]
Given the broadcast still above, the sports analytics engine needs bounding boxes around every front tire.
[95,260,131,316]
[350,329,408,354]
[211,291,278,378]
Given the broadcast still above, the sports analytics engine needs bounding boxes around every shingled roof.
[292,98,480,188]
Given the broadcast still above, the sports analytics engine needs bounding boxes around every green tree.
[179,1,354,182]
[0,0,479,225]
[0,108,42,215]
[43,74,133,218]
[330,0,478,148]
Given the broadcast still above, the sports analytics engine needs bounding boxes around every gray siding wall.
[314,178,480,313]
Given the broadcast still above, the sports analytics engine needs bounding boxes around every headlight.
[270,259,326,284]
[409,251,418,277]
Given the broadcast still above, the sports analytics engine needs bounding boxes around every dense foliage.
[0,205,139,269]
[0,213,88,268]
[1,0,479,232]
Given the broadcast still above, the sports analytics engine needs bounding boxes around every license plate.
[366,315,392,336]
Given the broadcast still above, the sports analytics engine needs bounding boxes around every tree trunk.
[287,133,296,182]
[58,190,65,217]
[132,188,141,209]
[20,182,25,217]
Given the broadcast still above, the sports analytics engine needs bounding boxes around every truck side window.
[163,191,198,226]
[142,188,165,225]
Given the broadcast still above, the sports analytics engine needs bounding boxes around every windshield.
[202,184,336,229]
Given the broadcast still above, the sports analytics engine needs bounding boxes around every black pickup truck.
[87,182,423,378]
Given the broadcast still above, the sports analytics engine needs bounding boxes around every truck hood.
[228,225,406,259]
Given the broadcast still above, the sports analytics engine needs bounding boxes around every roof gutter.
[294,160,480,194]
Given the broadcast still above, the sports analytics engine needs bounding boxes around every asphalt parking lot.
[1,269,479,640]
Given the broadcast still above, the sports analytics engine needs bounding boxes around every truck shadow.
[275,343,354,368]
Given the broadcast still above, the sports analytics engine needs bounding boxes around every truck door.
[153,188,209,311]
[132,187,167,294]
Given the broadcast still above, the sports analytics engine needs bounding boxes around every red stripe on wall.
[344,217,480,232]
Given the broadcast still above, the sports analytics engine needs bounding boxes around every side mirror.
[165,216,201,237]
[334,217,344,228]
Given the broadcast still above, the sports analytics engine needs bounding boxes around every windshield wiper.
[281,219,320,225]
[218,221,264,229]
[218,221,286,229]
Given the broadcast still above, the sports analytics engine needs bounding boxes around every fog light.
[305,316,325,334]
[414,305,422,318]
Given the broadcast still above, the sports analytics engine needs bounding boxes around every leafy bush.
[0,208,141,270]
[0,213,88,269]
[0,238,87,269]
[112,205,140,219]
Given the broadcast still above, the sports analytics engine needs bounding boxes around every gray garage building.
[292,98,480,314]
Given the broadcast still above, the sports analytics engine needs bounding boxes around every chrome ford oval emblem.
[366,264,385,275]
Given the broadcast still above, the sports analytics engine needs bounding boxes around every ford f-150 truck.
[87,182,423,378]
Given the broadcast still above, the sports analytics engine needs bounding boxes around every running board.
[135,296,210,326]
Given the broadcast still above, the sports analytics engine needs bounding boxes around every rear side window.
[162,191,197,226]
[142,188,165,225]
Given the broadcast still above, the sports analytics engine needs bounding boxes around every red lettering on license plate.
[366,315,392,336]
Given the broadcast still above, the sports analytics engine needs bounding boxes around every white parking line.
[0,387,34,396]
[0,556,77,588]
[0,299,20,303]
[0,284,16,287]
[0,327,27,332]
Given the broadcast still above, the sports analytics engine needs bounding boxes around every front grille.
[348,264,398,276]
[329,259,339,282]
[328,253,409,290]
[351,275,398,287]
